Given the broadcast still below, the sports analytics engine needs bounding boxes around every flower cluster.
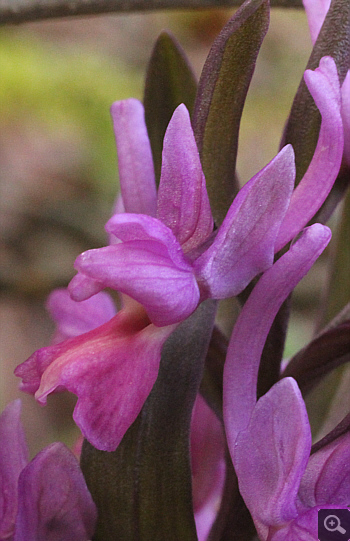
[16,54,342,454]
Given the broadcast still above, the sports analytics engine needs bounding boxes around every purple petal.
[194,145,295,299]
[268,507,319,541]
[195,498,222,541]
[191,394,225,513]
[157,104,213,252]
[0,401,28,541]
[275,57,343,252]
[234,378,311,528]
[47,288,116,343]
[298,431,350,508]
[15,311,144,396]
[14,443,97,541]
[110,99,157,216]
[17,309,175,451]
[69,322,175,451]
[74,214,200,326]
[342,71,350,166]
[68,273,105,303]
[303,0,330,44]
[304,1,350,168]
[223,223,331,449]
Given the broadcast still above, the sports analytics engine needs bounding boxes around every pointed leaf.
[207,457,257,541]
[143,31,197,184]
[81,300,217,541]
[311,411,350,454]
[320,189,350,326]
[199,326,227,421]
[256,296,291,398]
[192,0,269,225]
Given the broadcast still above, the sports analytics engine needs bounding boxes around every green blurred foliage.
[0,30,143,199]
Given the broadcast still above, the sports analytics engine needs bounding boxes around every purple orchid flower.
[221,219,348,537]
[303,0,350,166]
[233,377,350,540]
[15,56,342,452]
[0,400,96,541]
[44,286,224,539]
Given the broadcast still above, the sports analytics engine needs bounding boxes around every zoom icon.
[318,509,350,541]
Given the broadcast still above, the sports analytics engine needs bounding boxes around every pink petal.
[194,144,295,299]
[223,224,331,450]
[47,288,116,342]
[74,214,200,326]
[0,401,28,541]
[268,507,319,541]
[342,71,350,166]
[275,57,343,252]
[18,308,175,452]
[191,395,225,513]
[110,99,157,217]
[157,104,213,253]
[68,273,105,303]
[14,443,97,541]
[15,308,149,395]
[299,431,350,508]
[234,378,311,528]
[303,0,331,44]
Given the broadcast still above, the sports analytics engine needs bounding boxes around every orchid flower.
[15,56,342,452]
[222,221,342,538]
[303,0,350,165]
[0,400,96,541]
[42,286,224,538]
[233,377,350,540]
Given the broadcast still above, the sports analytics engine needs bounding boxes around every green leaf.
[282,0,350,189]
[320,189,350,326]
[81,300,217,541]
[192,0,270,226]
[208,457,256,541]
[282,318,350,396]
[143,31,197,184]
[311,410,350,455]
[199,326,227,421]
[257,297,291,398]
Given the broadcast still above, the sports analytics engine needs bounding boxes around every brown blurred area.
[0,8,312,455]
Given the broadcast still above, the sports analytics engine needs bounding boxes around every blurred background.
[1,7,331,455]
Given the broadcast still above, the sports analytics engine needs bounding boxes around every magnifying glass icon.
[324,515,347,534]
